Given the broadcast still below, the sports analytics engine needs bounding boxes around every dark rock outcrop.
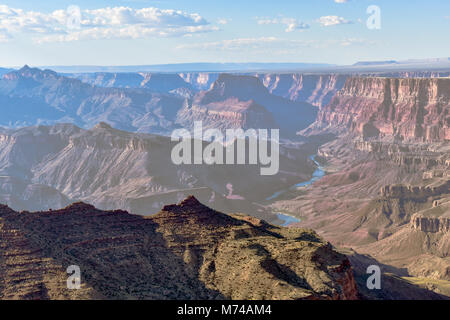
[0,197,359,300]
[411,215,450,233]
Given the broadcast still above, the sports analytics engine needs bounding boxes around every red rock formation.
[313,77,450,142]
[180,74,318,136]
[177,97,277,130]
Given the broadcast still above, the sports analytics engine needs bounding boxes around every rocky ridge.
[0,196,359,300]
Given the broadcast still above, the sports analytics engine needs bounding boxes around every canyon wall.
[176,98,277,131]
[380,181,450,199]
[179,74,318,136]
[373,71,450,78]
[0,123,314,217]
[69,71,347,107]
[411,214,450,233]
[179,72,219,91]
[254,73,347,107]
[311,77,450,142]
[67,72,193,94]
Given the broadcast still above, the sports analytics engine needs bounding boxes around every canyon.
[269,75,450,297]
[0,66,449,300]
[177,74,317,137]
[0,67,319,138]
[0,122,317,224]
[69,71,348,107]
[68,70,450,109]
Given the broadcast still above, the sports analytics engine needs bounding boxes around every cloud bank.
[0,5,217,43]
[317,15,353,26]
[257,17,310,32]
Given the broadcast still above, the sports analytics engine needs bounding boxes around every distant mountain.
[67,72,194,95]
[353,61,398,66]
[0,66,319,138]
[40,62,333,73]
[352,58,450,67]
[35,58,450,74]
[332,58,450,73]
[0,67,13,77]
[0,65,185,134]
[397,57,450,64]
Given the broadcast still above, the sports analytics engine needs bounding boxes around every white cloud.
[334,0,349,3]
[0,5,216,43]
[217,18,231,25]
[81,7,208,28]
[317,15,352,26]
[36,25,218,44]
[0,5,66,35]
[257,17,310,32]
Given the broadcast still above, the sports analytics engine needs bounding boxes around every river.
[270,155,325,227]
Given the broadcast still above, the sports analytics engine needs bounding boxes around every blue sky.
[0,0,449,67]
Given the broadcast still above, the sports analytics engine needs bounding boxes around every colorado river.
[276,213,302,227]
[270,155,326,226]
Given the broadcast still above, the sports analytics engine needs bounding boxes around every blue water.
[276,213,301,227]
[266,155,325,201]
[268,155,326,227]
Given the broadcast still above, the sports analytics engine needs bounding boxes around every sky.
[0,0,449,67]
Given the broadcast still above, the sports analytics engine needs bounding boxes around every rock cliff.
[176,97,277,131]
[182,74,318,137]
[255,73,347,107]
[411,215,450,233]
[179,72,219,91]
[69,72,193,95]
[0,196,359,300]
[380,181,450,200]
[309,77,450,142]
